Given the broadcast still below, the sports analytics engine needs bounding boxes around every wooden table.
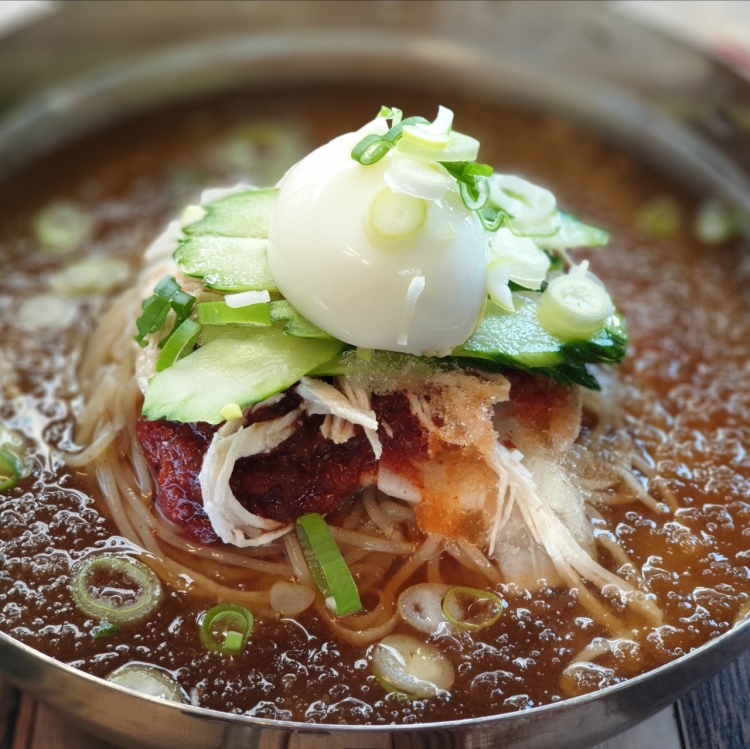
[1,647,749,749]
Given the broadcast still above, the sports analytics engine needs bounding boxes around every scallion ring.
[33,201,92,254]
[367,187,427,242]
[536,263,615,341]
[296,512,362,616]
[155,318,202,372]
[351,115,430,166]
[69,555,163,626]
[371,634,455,699]
[0,449,23,492]
[199,603,254,655]
[106,663,188,703]
[441,586,504,630]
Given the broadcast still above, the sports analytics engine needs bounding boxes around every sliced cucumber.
[269,300,334,339]
[453,295,626,373]
[142,325,345,424]
[183,188,278,238]
[455,296,566,369]
[175,236,277,292]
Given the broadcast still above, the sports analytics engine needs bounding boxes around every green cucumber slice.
[183,188,278,238]
[175,236,277,292]
[452,295,626,387]
[269,300,334,339]
[455,296,566,369]
[143,326,345,424]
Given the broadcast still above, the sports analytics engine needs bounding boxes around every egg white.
[267,125,487,356]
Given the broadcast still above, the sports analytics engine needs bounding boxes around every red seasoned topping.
[230,413,377,525]
[371,391,430,495]
[136,417,219,544]
[136,388,433,543]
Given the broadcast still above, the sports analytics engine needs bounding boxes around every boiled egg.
[266,122,487,356]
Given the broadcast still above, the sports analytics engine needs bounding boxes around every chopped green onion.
[397,583,450,635]
[488,174,558,236]
[635,195,682,238]
[155,318,202,372]
[33,201,92,254]
[535,212,609,250]
[18,293,78,331]
[351,115,429,166]
[106,663,187,703]
[385,152,452,201]
[694,199,737,245]
[69,555,163,626]
[367,187,427,242]
[92,621,121,639]
[197,301,271,326]
[211,123,305,185]
[199,603,254,655]
[378,105,403,124]
[487,228,551,290]
[485,260,515,311]
[181,204,206,226]
[269,580,316,616]
[371,634,455,699]
[537,263,615,342]
[50,257,129,296]
[441,586,504,630]
[401,105,453,149]
[134,276,196,347]
[0,448,23,492]
[397,131,480,163]
[296,512,362,616]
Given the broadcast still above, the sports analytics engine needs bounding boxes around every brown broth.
[1,84,750,724]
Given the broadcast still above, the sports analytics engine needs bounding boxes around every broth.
[1,84,750,724]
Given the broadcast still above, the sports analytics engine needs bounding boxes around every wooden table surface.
[1,646,749,749]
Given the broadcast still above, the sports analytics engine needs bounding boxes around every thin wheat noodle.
[329,527,414,554]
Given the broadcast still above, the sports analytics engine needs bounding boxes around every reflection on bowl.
[2,3,750,748]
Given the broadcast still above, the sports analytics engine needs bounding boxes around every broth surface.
[1,84,750,723]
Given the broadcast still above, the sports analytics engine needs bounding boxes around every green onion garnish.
[106,663,187,703]
[33,200,92,254]
[0,448,23,492]
[134,275,196,347]
[351,115,429,166]
[296,512,362,617]
[155,318,202,372]
[69,555,163,626]
[441,586,504,630]
[536,261,615,342]
[197,300,271,326]
[92,621,122,639]
[199,603,254,655]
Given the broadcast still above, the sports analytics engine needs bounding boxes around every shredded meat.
[136,390,408,540]
[138,375,514,544]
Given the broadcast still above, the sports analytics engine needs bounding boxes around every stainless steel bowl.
[2,2,750,747]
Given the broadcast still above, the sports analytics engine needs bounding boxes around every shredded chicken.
[199,408,302,546]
